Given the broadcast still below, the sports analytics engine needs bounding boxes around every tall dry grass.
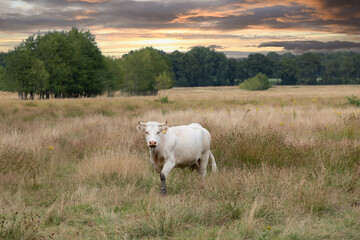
[0,86,359,239]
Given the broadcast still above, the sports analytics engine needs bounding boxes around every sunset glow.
[0,0,359,57]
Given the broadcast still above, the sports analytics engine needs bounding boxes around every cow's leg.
[160,161,175,195]
[198,152,210,178]
[160,173,166,195]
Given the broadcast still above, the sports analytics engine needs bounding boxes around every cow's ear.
[160,126,169,134]
[136,125,146,133]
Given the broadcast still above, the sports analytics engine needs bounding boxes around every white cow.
[136,121,217,195]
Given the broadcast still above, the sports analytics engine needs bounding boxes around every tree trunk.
[18,92,23,100]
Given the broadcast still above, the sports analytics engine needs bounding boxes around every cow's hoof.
[160,189,166,195]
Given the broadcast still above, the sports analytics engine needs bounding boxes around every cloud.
[316,0,360,19]
[207,44,223,49]
[183,3,360,33]
[158,33,301,40]
[0,0,359,34]
[1,0,360,56]
[190,45,224,50]
[186,4,302,30]
[258,40,360,52]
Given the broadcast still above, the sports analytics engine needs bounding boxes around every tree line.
[0,28,174,99]
[0,28,359,99]
[169,49,360,87]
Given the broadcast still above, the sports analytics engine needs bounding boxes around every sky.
[1,0,360,58]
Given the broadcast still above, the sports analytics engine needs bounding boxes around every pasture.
[0,85,360,239]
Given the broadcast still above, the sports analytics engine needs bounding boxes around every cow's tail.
[209,151,217,172]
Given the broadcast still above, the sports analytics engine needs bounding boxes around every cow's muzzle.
[148,141,157,148]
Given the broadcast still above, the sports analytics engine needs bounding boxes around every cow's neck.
[150,147,160,156]
[149,147,165,171]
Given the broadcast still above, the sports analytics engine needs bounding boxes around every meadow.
[0,85,360,240]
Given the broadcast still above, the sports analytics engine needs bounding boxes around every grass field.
[1,85,360,240]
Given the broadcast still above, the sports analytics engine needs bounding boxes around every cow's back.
[164,123,211,166]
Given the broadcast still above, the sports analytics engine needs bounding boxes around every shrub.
[239,73,270,91]
[155,95,170,104]
[346,95,360,107]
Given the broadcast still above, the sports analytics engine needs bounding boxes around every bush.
[239,73,270,91]
[155,95,170,104]
[346,95,360,107]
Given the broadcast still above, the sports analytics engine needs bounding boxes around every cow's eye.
[157,131,160,135]
[146,131,149,134]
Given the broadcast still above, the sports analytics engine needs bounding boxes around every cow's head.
[136,121,168,149]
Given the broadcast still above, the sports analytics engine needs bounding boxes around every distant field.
[1,85,360,239]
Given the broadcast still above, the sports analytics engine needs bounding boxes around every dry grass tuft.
[78,149,149,183]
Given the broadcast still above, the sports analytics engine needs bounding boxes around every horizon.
[1,0,360,58]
